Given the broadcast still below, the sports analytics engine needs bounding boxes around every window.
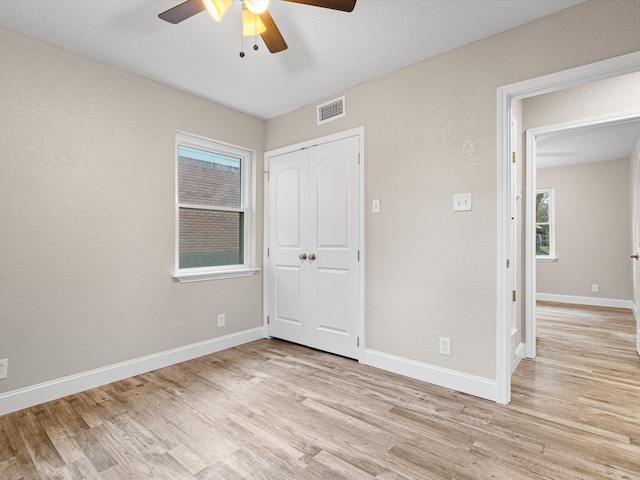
[536,188,555,259]
[174,133,256,282]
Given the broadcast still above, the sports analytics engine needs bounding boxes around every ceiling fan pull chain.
[239,22,245,58]
[254,15,259,51]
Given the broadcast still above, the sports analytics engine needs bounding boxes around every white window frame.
[535,188,556,261]
[173,132,258,283]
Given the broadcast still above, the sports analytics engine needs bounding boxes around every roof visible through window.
[178,145,240,168]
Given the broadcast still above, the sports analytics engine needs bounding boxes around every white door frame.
[524,110,640,360]
[496,50,640,405]
[635,146,640,356]
[508,114,519,372]
[263,126,366,361]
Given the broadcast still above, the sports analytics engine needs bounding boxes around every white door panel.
[274,267,302,324]
[267,135,360,359]
[268,150,309,344]
[316,157,349,246]
[317,268,350,333]
[274,167,303,247]
[309,137,359,358]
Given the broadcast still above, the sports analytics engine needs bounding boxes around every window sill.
[536,257,557,263]
[173,267,260,283]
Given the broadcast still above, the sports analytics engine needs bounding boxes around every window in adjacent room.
[535,188,555,259]
[174,133,256,282]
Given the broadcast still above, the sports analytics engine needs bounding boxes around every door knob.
[299,253,307,260]
[308,253,316,261]
[631,254,639,259]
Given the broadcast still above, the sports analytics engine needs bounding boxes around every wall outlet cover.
[0,359,8,380]
[439,337,451,356]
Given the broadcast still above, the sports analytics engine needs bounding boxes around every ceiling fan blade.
[259,10,288,53]
[282,0,356,12]
[158,0,206,24]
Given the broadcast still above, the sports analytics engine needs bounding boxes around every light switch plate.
[453,193,472,211]
[372,199,381,214]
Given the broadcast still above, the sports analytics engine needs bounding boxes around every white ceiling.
[0,0,584,120]
[536,118,640,169]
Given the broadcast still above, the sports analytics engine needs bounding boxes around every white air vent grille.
[317,96,346,125]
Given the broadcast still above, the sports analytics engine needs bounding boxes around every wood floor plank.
[1,302,640,479]
[193,460,245,480]
[303,449,374,480]
[14,409,67,478]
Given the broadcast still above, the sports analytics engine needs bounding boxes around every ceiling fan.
[158,0,357,55]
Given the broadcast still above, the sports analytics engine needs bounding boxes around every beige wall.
[537,159,633,299]
[266,0,640,380]
[0,28,265,394]
[2,0,640,399]
[523,70,640,129]
[522,68,640,305]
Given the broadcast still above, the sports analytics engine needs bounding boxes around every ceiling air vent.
[317,96,346,125]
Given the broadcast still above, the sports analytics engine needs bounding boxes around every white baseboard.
[536,293,634,310]
[0,327,267,416]
[362,349,497,402]
[510,342,525,374]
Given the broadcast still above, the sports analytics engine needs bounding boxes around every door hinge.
[512,290,516,302]
[506,259,510,268]
[357,153,361,165]
[267,315,270,325]
[266,171,270,181]
[512,152,516,163]
[357,250,360,261]
[267,248,270,258]
[357,336,360,347]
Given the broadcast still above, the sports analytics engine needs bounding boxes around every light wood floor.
[1,303,639,479]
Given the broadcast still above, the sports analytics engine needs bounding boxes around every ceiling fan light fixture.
[158,0,356,54]
[244,0,269,15]
[203,0,232,21]
[242,5,267,35]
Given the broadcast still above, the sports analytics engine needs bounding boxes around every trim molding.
[510,342,525,374]
[537,293,634,310]
[363,349,497,402]
[0,327,267,416]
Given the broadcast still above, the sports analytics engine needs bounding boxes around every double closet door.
[267,135,361,359]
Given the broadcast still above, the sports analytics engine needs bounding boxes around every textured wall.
[537,158,633,300]
[0,28,265,394]
[3,0,640,396]
[522,69,640,303]
[266,0,640,379]
[523,70,640,129]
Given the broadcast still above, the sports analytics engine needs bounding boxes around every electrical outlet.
[592,284,599,293]
[217,313,226,328]
[439,337,451,356]
[0,359,8,380]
